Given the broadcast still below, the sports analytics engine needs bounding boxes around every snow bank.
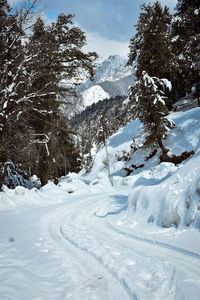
[87,107,200,229]
[0,173,91,212]
[167,108,200,155]
[127,154,200,228]
[126,108,200,229]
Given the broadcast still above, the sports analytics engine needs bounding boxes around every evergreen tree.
[0,2,98,188]
[22,15,97,186]
[176,0,199,14]
[172,0,200,97]
[127,1,173,83]
[0,0,27,189]
[129,71,174,151]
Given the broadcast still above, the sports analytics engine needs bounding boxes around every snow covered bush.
[1,161,34,190]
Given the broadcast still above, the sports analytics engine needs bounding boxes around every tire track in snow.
[106,222,200,260]
[40,189,197,300]
[105,221,200,298]
[50,192,177,300]
[40,194,136,300]
[59,225,138,300]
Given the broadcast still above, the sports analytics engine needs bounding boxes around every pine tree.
[0,1,38,136]
[127,1,173,83]
[129,71,174,151]
[22,15,97,186]
[172,0,200,97]
[0,0,27,189]
[176,0,199,14]
[0,2,98,188]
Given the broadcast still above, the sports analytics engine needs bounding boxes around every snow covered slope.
[87,107,200,229]
[0,108,200,299]
[81,85,110,107]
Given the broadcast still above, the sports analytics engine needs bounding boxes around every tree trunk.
[52,157,59,185]
[38,145,49,187]
[157,135,169,154]
[0,133,8,191]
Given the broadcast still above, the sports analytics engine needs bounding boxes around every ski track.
[40,191,181,300]
[59,226,137,300]
[105,221,200,299]
[40,192,134,300]
[1,188,200,299]
[106,221,200,259]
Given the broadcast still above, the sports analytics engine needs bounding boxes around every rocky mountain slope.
[65,55,135,115]
[78,55,134,93]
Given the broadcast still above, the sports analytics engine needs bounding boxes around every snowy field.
[0,108,200,299]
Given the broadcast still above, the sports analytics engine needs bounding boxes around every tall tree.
[22,15,97,185]
[172,0,200,97]
[128,71,174,151]
[127,1,173,83]
[0,2,98,189]
[0,0,28,189]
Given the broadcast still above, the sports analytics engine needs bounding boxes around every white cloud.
[83,32,129,62]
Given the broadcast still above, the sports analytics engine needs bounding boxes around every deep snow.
[0,107,200,299]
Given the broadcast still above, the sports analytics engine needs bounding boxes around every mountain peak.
[74,54,135,112]
[78,55,133,93]
[96,55,130,83]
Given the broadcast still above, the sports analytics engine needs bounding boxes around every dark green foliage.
[176,0,199,14]
[0,0,26,188]
[126,0,198,164]
[50,124,81,177]
[129,71,174,150]
[70,95,127,170]
[0,1,97,188]
[22,15,97,185]
[172,0,200,97]
[127,1,173,82]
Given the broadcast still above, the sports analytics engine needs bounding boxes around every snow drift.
[87,107,200,229]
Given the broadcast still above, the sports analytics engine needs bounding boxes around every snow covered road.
[1,185,200,300]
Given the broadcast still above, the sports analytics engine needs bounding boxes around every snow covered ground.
[0,108,200,299]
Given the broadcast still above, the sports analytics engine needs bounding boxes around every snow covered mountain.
[70,55,135,113]
[79,55,133,90]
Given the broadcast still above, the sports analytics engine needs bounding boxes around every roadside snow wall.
[128,108,200,229]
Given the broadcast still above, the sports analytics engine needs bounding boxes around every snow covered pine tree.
[0,1,98,188]
[172,0,200,97]
[129,71,174,152]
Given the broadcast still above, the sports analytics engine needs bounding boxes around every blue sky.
[9,0,177,60]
